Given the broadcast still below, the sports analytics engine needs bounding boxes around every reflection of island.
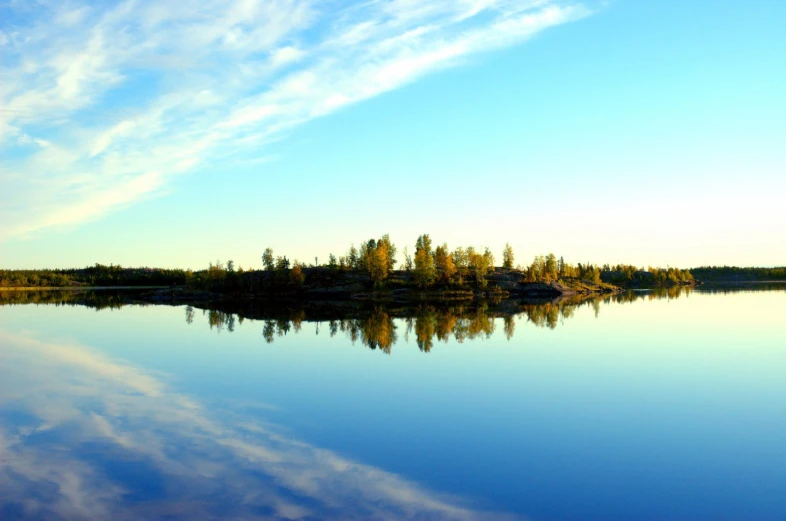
[176,286,699,353]
[0,288,705,355]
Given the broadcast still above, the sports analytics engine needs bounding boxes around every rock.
[496,280,519,291]
[307,283,364,295]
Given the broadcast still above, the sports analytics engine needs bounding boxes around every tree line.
[0,265,187,288]
[690,266,786,282]
[255,234,694,290]
[1,234,701,291]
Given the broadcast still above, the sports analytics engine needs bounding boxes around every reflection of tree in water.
[315,310,398,353]
[414,308,437,352]
[0,289,131,310]
[648,286,692,300]
[609,286,692,303]
[454,306,496,344]
[2,287,706,351]
[359,309,397,353]
[503,315,515,340]
[0,286,714,353]
[413,305,495,351]
[207,309,236,332]
[690,283,786,295]
[522,303,562,329]
[291,309,305,333]
[519,287,696,329]
[189,290,703,350]
[262,319,292,343]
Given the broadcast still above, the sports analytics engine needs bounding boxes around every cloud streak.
[0,0,593,240]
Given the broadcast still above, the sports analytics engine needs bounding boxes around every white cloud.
[0,0,594,240]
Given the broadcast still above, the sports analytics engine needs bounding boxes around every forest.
[0,264,187,288]
[690,266,786,282]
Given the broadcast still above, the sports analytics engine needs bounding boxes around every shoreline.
[0,286,168,291]
[0,280,697,306]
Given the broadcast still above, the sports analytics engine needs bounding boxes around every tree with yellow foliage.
[435,243,456,281]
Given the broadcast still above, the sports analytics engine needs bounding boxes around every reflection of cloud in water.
[0,330,521,520]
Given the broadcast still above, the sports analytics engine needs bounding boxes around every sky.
[1,0,784,270]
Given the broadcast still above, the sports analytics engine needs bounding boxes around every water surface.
[1,287,785,520]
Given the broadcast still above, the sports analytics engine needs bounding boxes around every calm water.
[1,287,785,520]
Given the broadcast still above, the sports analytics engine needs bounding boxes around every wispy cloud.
[0,0,594,240]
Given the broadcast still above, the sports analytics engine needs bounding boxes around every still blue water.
[0,288,784,520]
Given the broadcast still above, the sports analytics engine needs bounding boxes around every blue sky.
[1,0,784,270]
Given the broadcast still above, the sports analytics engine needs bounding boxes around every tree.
[378,234,397,272]
[502,243,514,269]
[273,256,290,284]
[545,254,558,281]
[348,245,359,270]
[275,256,290,271]
[328,254,338,271]
[415,234,433,256]
[469,249,492,288]
[528,255,547,282]
[290,262,305,286]
[227,260,235,273]
[403,247,413,272]
[368,242,389,285]
[452,247,469,284]
[262,248,274,271]
[483,248,494,273]
[413,235,437,288]
[582,265,601,284]
[435,243,456,281]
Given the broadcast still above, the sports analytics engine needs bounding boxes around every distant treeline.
[690,266,786,282]
[599,264,693,285]
[0,264,187,288]
[1,234,697,290]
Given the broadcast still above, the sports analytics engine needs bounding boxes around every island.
[0,233,704,307]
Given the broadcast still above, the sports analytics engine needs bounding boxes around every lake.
[1,286,785,520]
